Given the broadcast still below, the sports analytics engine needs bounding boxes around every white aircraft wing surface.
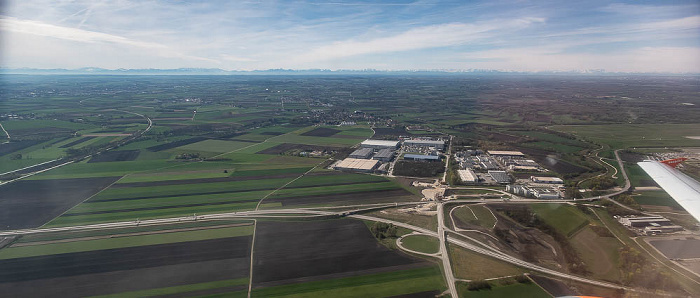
[638,160,700,222]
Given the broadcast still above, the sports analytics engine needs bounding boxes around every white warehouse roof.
[405,139,444,145]
[335,158,380,171]
[361,139,399,147]
[457,169,477,182]
[488,150,525,156]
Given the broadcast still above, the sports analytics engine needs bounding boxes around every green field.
[451,205,497,230]
[95,278,249,298]
[250,267,444,298]
[457,281,550,298]
[0,225,253,259]
[176,139,256,153]
[400,234,439,254]
[632,190,682,209]
[552,124,700,149]
[570,226,622,282]
[450,246,525,280]
[530,204,589,237]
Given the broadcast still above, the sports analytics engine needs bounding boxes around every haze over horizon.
[2,0,699,73]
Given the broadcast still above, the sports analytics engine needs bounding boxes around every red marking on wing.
[661,158,687,168]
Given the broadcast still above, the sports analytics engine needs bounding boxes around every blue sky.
[2,0,699,72]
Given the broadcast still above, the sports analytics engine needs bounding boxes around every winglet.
[661,158,687,168]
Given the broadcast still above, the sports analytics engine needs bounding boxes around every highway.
[436,202,458,298]
[349,213,630,291]
[0,145,653,295]
[0,200,658,294]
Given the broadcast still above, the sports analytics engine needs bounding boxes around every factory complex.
[617,215,684,235]
[332,137,446,174]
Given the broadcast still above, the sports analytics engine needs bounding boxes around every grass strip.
[0,226,253,259]
[91,278,248,298]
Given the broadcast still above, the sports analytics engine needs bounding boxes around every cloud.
[295,17,545,63]
[460,46,700,73]
[219,54,256,62]
[1,16,218,63]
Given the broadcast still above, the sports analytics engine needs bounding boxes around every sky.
[1,0,699,72]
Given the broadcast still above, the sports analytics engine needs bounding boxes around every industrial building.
[531,176,564,184]
[349,148,373,159]
[643,225,683,235]
[457,169,478,183]
[488,170,510,184]
[404,154,440,162]
[530,188,560,199]
[333,158,380,173]
[488,150,525,157]
[404,139,445,150]
[360,139,400,150]
[619,216,673,228]
[372,148,394,162]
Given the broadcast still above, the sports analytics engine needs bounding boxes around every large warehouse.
[488,150,525,157]
[333,158,380,173]
[349,147,373,159]
[404,154,440,161]
[404,139,445,150]
[372,148,394,162]
[457,169,478,183]
[360,139,400,150]
[488,170,511,184]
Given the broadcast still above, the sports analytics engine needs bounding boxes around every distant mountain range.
[1,67,694,76]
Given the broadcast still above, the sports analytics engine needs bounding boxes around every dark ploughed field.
[300,127,340,137]
[0,176,121,229]
[58,136,95,148]
[0,236,251,297]
[529,275,576,297]
[146,137,207,152]
[88,149,140,163]
[649,238,700,259]
[256,143,342,155]
[252,219,429,288]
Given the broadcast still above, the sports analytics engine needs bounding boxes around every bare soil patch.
[59,136,96,148]
[252,219,428,287]
[301,127,340,137]
[0,237,251,297]
[146,137,207,152]
[88,150,140,163]
[0,176,121,229]
[529,275,576,296]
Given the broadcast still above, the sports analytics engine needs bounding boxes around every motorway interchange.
[0,147,671,297]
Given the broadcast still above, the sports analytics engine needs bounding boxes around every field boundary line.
[254,158,329,211]
[589,208,624,245]
[247,219,257,298]
[39,175,127,228]
[0,122,10,140]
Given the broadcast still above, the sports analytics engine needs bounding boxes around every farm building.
[334,158,380,173]
[349,148,373,159]
[404,154,440,162]
[404,139,445,150]
[457,169,478,183]
[372,148,394,162]
[531,176,564,184]
[360,139,400,150]
[488,150,525,157]
[488,170,510,184]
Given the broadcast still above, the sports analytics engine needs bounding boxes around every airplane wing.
[638,158,700,222]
